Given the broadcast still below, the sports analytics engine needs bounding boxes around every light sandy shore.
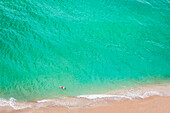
[1,96,170,113]
[1,84,170,113]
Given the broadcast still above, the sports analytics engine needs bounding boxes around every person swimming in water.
[59,86,66,89]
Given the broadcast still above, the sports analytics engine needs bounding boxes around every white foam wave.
[77,90,169,100]
[0,98,31,110]
[37,99,52,103]
[77,94,131,100]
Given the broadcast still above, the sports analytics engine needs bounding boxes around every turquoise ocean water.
[0,0,170,101]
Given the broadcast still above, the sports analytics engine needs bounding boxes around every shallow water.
[0,0,170,101]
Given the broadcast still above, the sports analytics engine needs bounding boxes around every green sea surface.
[0,0,170,101]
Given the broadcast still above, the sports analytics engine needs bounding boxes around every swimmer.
[59,86,66,89]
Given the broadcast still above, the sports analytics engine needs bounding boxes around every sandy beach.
[0,84,170,113]
[0,96,170,113]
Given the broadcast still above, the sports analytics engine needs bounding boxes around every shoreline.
[0,84,170,113]
[1,96,170,113]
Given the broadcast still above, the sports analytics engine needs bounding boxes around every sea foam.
[0,98,31,110]
[77,90,170,100]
